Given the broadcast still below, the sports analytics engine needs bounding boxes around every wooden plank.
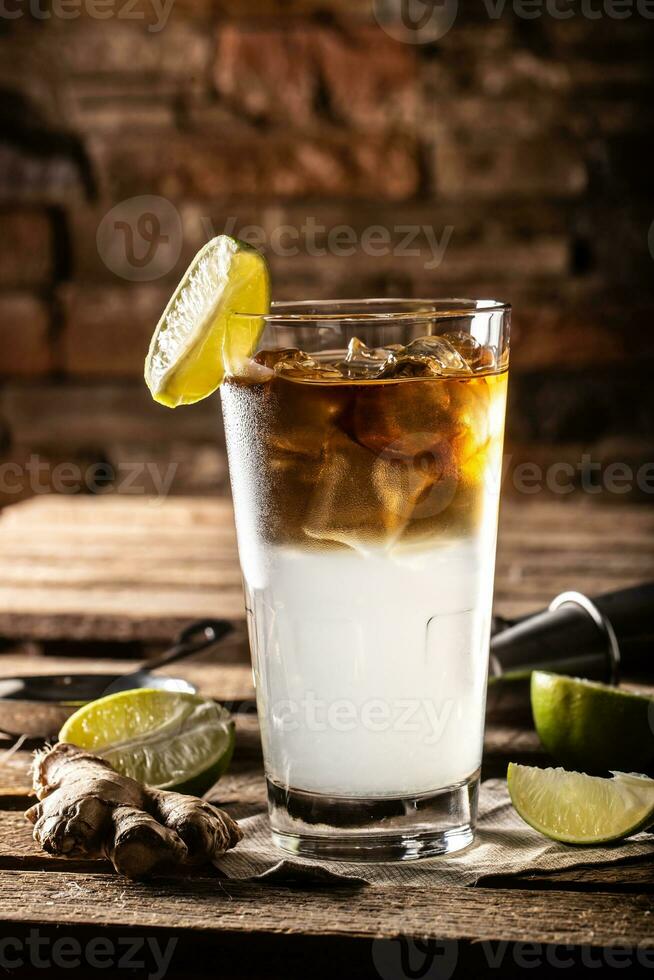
[0,870,653,946]
[0,586,244,621]
[485,864,654,891]
[0,742,33,796]
[0,382,220,449]
[0,495,652,642]
[1,715,651,893]
[2,804,654,893]
[0,658,254,700]
[0,493,651,948]
[0,716,652,913]
[0,613,212,643]
[0,496,235,527]
[0,497,242,639]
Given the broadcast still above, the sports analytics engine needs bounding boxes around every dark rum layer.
[221,363,508,551]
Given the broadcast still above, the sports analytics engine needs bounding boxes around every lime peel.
[508,762,654,844]
[59,689,235,795]
[531,671,654,775]
[145,235,270,408]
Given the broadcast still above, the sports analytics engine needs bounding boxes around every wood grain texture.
[0,494,652,948]
[2,714,652,900]
[0,869,653,947]
[0,495,652,641]
[0,657,255,699]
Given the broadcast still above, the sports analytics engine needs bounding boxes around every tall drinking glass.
[221,299,510,860]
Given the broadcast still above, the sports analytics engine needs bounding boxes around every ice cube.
[349,375,452,457]
[399,336,473,376]
[381,354,442,378]
[234,358,274,383]
[255,348,343,380]
[476,346,499,372]
[302,429,437,553]
[254,348,293,369]
[441,331,497,372]
[337,337,397,380]
[276,350,343,381]
[265,368,346,459]
[449,378,492,474]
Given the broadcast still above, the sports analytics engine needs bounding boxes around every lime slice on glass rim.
[145,235,270,407]
[508,763,654,844]
[59,689,235,796]
[531,671,654,775]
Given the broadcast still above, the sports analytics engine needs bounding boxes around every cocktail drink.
[221,299,510,860]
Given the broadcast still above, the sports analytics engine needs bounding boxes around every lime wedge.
[508,763,654,844]
[59,689,235,795]
[531,671,654,775]
[145,235,270,407]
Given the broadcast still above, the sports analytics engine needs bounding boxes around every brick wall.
[1,3,653,504]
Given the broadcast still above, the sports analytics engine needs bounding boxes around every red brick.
[434,140,587,199]
[475,52,571,97]
[182,200,570,299]
[510,298,654,371]
[0,210,53,288]
[181,102,259,135]
[70,201,267,284]
[318,25,417,128]
[250,200,572,241]
[52,21,211,78]
[422,94,648,141]
[0,294,52,377]
[90,132,419,201]
[70,198,186,284]
[71,102,176,134]
[265,235,568,288]
[0,382,217,449]
[60,284,170,377]
[215,25,315,124]
[0,144,86,206]
[422,32,569,99]
[567,60,654,90]
[19,22,210,137]
[212,0,371,14]
[421,97,561,141]
[214,23,417,129]
[61,0,372,19]
[544,19,654,58]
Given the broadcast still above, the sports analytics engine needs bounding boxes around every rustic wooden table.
[0,495,653,978]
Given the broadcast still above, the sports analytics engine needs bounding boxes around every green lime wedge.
[508,763,654,844]
[145,235,270,407]
[59,689,235,795]
[531,671,654,775]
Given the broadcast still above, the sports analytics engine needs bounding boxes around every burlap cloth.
[214,778,654,886]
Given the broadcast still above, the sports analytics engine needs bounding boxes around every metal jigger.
[486,583,654,718]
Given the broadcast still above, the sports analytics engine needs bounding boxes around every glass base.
[267,771,479,862]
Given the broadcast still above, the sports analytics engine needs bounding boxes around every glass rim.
[233,297,510,324]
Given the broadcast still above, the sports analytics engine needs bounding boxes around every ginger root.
[26,743,242,879]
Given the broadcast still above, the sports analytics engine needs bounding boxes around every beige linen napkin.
[215,778,654,886]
